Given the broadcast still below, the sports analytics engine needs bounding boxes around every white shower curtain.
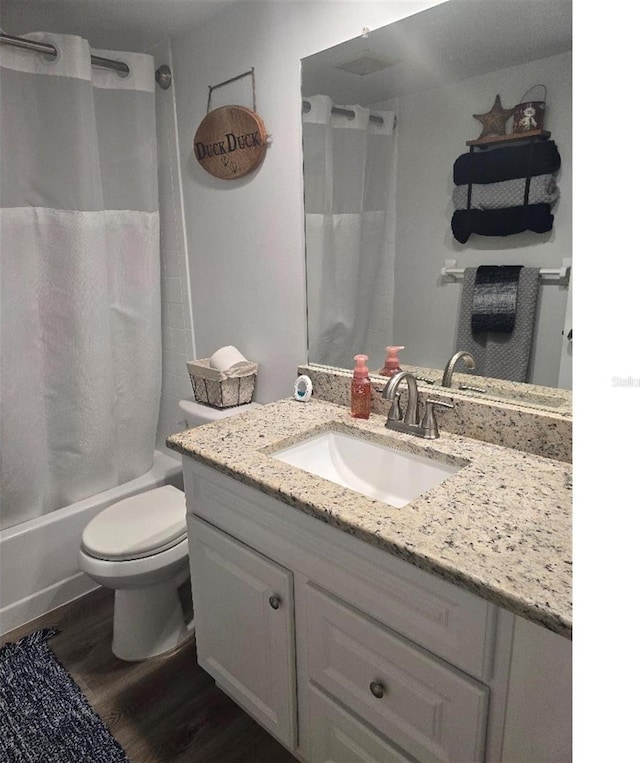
[302,94,397,370]
[0,33,161,530]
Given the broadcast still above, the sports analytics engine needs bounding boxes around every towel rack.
[441,258,571,281]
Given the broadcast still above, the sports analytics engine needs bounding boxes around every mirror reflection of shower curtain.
[0,33,161,530]
[302,95,397,370]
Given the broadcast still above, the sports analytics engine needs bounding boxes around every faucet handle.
[381,375,403,422]
[420,398,454,440]
[425,398,454,410]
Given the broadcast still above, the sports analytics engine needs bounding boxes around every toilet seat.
[81,485,186,561]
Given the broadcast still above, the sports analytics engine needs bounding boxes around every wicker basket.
[187,358,257,409]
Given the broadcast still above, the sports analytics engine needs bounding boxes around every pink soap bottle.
[379,345,405,377]
[351,354,371,419]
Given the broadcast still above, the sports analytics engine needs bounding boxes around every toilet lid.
[81,485,187,561]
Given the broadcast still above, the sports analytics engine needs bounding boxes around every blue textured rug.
[0,628,130,762]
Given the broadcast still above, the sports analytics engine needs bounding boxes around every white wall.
[393,51,572,388]
[170,1,438,403]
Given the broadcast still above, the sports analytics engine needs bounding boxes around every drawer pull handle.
[369,681,385,699]
[268,594,281,610]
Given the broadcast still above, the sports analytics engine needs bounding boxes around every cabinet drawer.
[305,583,488,763]
[307,684,414,763]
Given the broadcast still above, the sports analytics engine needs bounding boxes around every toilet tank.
[178,399,261,428]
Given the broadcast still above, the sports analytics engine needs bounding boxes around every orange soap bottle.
[351,354,371,419]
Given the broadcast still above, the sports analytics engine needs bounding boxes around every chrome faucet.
[382,371,423,436]
[442,351,476,388]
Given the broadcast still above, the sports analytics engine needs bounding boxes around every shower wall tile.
[162,373,178,398]
[159,204,182,252]
[176,374,195,400]
[178,253,190,283]
[164,350,188,377]
[167,328,189,355]
[180,278,192,303]
[161,327,187,355]
[166,302,186,329]
[157,395,187,445]
[151,40,195,456]
[158,160,173,195]
[164,277,183,304]
[162,251,183,277]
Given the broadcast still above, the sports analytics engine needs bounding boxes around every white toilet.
[78,398,261,661]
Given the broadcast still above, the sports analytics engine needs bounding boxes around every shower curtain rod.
[302,99,390,127]
[0,32,130,74]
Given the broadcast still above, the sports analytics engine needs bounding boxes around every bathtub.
[0,450,183,634]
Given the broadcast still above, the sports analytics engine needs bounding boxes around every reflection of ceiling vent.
[334,53,397,76]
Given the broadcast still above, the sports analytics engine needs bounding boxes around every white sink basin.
[272,429,462,508]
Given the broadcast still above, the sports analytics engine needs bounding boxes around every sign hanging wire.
[206,67,256,114]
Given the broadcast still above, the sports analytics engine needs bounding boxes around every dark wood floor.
[1,588,298,763]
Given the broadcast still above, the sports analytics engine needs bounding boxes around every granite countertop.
[167,398,572,639]
[401,364,572,416]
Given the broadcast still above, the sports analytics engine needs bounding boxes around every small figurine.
[517,105,538,131]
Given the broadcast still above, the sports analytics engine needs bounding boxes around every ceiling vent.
[334,53,397,76]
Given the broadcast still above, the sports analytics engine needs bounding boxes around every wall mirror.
[300,0,572,412]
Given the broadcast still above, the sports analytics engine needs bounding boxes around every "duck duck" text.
[194,131,262,159]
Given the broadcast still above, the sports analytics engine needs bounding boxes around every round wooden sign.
[193,105,268,180]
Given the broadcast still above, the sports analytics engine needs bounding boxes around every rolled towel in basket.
[209,345,256,376]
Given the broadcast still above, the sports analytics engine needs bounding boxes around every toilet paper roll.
[209,345,249,371]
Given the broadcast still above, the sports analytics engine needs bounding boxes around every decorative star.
[472,95,515,140]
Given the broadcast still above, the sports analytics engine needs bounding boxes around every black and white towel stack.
[451,141,561,243]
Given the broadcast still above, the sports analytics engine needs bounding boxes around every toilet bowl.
[78,398,261,661]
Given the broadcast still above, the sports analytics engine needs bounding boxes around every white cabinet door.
[187,514,297,748]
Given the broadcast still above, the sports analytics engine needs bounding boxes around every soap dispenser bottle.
[379,345,405,377]
[351,354,371,419]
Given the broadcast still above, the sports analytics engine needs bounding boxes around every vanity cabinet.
[183,457,570,762]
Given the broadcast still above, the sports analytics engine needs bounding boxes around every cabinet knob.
[268,593,281,610]
[369,681,385,699]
